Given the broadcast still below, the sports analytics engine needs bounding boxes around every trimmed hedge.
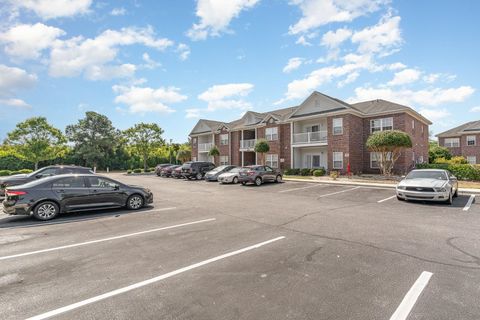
[284,167,326,176]
[313,168,326,177]
[416,163,480,180]
[0,170,11,176]
[133,168,142,173]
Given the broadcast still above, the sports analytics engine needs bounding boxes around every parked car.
[155,163,175,176]
[238,165,282,186]
[396,169,458,204]
[160,165,181,177]
[204,165,237,181]
[181,161,215,180]
[3,174,153,220]
[171,166,185,179]
[0,165,93,197]
[218,167,244,184]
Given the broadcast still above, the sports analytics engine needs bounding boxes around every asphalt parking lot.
[1,173,479,320]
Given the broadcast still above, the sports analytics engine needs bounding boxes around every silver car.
[396,169,458,204]
[218,167,244,184]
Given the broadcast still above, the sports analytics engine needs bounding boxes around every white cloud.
[388,62,406,70]
[470,106,480,113]
[0,98,31,109]
[49,26,173,80]
[337,71,359,87]
[110,7,126,16]
[349,85,475,107]
[185,108,201,119]
[176,43,191,61]
[321,27,352,48]
[198,83,253,102]
[288,0,387,35]
[0,64,37,95]
[419,108,451,122]
[187,0,260,40]
[423,73,456,84]
[351,14,402,56]
[0,23,65,60]
[387,68,421,86]
[113,85,187,114]
[85,64,137,81]
[142,53,160,69]
[14,0,92,19]
[283,57,304,73]
[295,35,312,46]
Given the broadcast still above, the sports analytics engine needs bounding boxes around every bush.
[416,163,480,180]
[284,168,300,175]
[0,170,11,176]
[429,144,452,163]
[330,170,339,180]
[127,170,132,174]
[313,168,326,177]
[18,169,33,174]
[133,168,142,173]
[300,168,312,176]
[10,171,22,175]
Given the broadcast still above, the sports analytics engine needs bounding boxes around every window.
[52,177,86,188]
[370,152,392,168]
[333,152,343,169]
[87,177,118,189]
[312,155,321,168]
[467,156,476,164]
[220,134,229,145]
[467,135,476,146]
[444,138,460,147]
[192,138,197,144]
[333,118,343,135]
[266,154,279,168]
[370,117,393,133]
[306,125,319,132]
[418,156,424,164]
[220,155,229,165]
[266,127,278,141]
[192,156,197,161]
[412,152,415,162]
[412,120,415,130]
[37,168,58,177]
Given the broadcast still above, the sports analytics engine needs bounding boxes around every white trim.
[444,137,460,148]
[332,117,343,135]
[466,135,476,146]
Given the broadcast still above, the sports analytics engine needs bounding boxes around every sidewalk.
[283,176,480,194]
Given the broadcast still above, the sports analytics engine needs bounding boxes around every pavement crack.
[305,247,322,262]
[446,237,480,266]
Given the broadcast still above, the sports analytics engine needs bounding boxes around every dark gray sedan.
[238,165,282,186]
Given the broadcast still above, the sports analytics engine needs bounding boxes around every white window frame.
[370,152,392,168]
[444,138,460,147]
[266,154,278,168]
[412,120,415,130]
[192,137,197,144]
[467,135,476,146]
[418,155,424,164]
[220,134,229,145]
[220,155,229,165]
[467,156,476,165]
[192,156,197,162]
[332,118,343,135]
[265,127,278,141]
[333,152,343,169]
[370,117,393,133]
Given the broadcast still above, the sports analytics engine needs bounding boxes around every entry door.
[305,154,321,168]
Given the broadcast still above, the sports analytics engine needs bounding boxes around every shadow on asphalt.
[399,194,473,208]
[0,205,157,229]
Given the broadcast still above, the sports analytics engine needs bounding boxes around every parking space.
[1,174,479,320]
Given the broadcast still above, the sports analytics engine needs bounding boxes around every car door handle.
[56,189,65,193]
[92,189,98,193]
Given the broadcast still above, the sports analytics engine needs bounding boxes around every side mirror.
[114,185,120,190]
[35,174,43,179]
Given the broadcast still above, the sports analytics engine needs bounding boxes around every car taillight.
[6,190,27,196]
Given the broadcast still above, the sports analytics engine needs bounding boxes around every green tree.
[5,117,66,170]
[366,130,412,175]
[254,139,270,165]
[208,145,220,163]
[429,143,452,163]
[66,112,119,170]
[123,123,165,171]
[176,149,191,163]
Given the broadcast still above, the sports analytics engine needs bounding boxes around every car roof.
[411,169,447,172]
[43,165,92,170]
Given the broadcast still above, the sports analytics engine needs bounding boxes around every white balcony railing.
[292,131,327,145]
[198,142,213,152]
[240,139,256,150]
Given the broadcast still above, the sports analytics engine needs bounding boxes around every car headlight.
[397,185,406,190]
[434,187,447,192]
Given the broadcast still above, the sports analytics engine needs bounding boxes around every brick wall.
[439,134,480,162]
[214,128,230,166]
[231,131,241,166]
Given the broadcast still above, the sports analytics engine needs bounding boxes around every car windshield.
[182,163,192,168]
[229,168,241,173]
[211,165,228,172]
[406,171,448,180]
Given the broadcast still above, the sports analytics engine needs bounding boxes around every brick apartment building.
[189,91,431,174]
[436,121,480,164]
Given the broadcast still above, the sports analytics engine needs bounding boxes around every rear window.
[182,163,192,168]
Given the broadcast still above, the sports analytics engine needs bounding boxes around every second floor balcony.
[292,131,327,145]
[198,142,213,152]
[240,139,256,151]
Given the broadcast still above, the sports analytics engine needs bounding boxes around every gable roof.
[351,99,432,124]
[436,120,480,137]
[189,119,225,135]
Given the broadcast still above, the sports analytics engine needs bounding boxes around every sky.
[0,0,479,143]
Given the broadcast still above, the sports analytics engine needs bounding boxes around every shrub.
[416,163,480,180]
[300,168,312,176]
[127,170,132,174]
[313,168,326,177]
[284,168,300,175]
[133,168,142,173]
[429,144,452,163]
[330,170,339,180]
[18,169,33,174]
[366,130,412,175]
[10,171,22,175]
[0,170,11,176]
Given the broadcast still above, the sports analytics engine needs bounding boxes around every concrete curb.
[283,177,480,194]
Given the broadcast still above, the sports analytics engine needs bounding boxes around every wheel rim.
[276,175,282,182]
[233,177,238,184]
[255,178,261,185]
[37,204,56,219]
[197,173,202,180]
[129,196,143,209]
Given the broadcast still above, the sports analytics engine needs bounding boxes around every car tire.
[396,196,405,201]
[196,173,203,180]
[233,177,238,184]
[127,194,144,210]
[241,182,247,186]
[275,175,282,183]
[446,192,453,205]
[33,201,59,221]
[453,188,458,198]
[255,177,262,186]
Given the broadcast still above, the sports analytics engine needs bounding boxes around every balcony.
[292,131,327,145]
[240,139,256,151]
[198,142,213,152]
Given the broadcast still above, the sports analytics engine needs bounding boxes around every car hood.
[399,178,447,188]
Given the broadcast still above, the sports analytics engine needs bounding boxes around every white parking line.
[26,236,286,320]
[377,195,397,203]
[0,218,215,261]
[317,186,361,198]
[278,184,326,193]
[463,195,475,211]
[389,271,433,320]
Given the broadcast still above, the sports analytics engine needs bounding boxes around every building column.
[255,127,257,165]
[241,151,244,166]
[290,121,294,169]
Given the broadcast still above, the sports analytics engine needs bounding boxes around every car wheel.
[33,201,59,221]
[396,196,405,201]
[446,192,453,205]
[196,173,203,180]
[241,182,247,186]
[255,177,262,186]
[453,188,458,198]
[127,194,144,210]
[275,175,282,183]
[233,177,238,184]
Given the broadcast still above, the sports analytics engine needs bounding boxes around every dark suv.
[0,165,93,196]
[181,161,215,180]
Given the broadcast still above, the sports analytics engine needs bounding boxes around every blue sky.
[0,0,479,142]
